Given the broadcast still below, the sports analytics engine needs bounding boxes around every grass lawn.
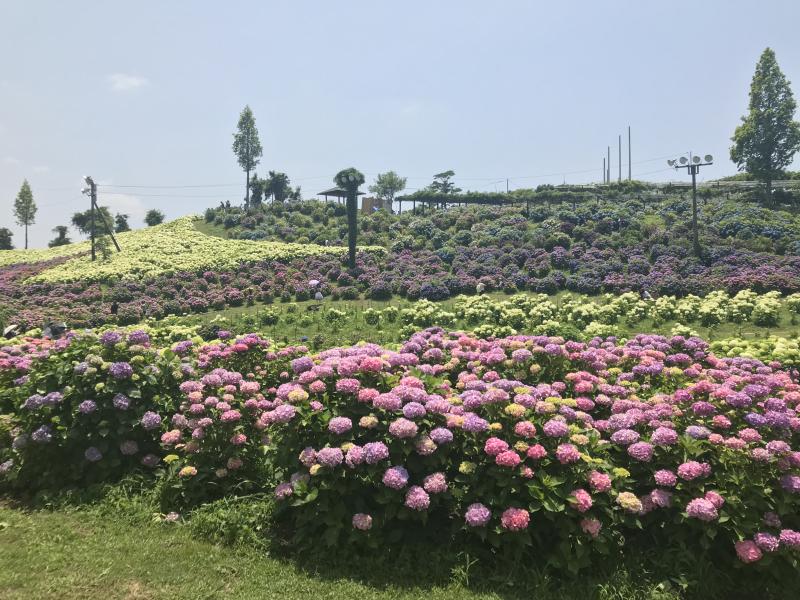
[0,500,729,600]
[149,290,800,351]
[1,490,796,600]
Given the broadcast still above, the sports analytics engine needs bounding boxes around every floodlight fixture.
[704,155,713,163]
[679,156,688,165]
[692,155,701,164]
[667,159,676,167]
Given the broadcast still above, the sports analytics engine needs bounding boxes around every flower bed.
[2,326,800,572]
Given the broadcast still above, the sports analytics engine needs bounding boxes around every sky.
[1,1,799,248]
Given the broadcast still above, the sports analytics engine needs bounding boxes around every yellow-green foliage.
[12,217,383,284]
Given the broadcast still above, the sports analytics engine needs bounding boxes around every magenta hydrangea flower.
[402,402,427,419]
[753,532,780,553]
[627,441,654,462]
[465,503,491,527]
[405,486,430,510]
[389,417,418,439]
[430,427,454,444]
[580,518,602,538]
[677,461,710,481]
[735,540,763,563]
[501,507,530,531]
[423,472,448,494]
[686,498,718,522]
[345,445,365,468]
[514,421,537,438]
[570,489,593,513]
[141,411,162,430]
[484,437,510,456]
[555,443,581,464]
[275,482,293,500]
[382,465,409,489]
[654,469,677,487]
[364,441,390,464]
[316,447,344,468]
[352,513,373,530]
[542,418,569,438]
[495,450,522,468]
[779,529,800,549]
[650,488,673,508]
[328,416,353,435]
[588,470,612,493]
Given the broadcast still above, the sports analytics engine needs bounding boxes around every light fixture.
[704,155,713,163]
[692,155,701,164]
[679,157,688,165]
[667,159,675,167]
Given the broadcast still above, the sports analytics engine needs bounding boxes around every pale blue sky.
[1,0,799,247]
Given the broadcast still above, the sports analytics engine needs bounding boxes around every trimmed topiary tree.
[334,168,365,269]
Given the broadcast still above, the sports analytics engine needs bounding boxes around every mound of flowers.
[2,328,800,572]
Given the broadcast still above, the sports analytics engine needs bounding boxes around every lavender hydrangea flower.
[78,400,97,415]
[141,411,162,430]
[109,361,133,379]
[84,446,103,462]
[465,503,491,527]
[112,394,130,410]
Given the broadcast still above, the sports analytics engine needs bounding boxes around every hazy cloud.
[2,156,21,166]
[107,73,149,92]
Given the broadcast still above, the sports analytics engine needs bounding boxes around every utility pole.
[618,135,622,182]
[506,178,509,193]
[82,175,121,260]
[603,158,606,183]
[628,126,632,181]
[607,146,611,183]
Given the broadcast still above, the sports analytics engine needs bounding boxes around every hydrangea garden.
[3,189,800,596]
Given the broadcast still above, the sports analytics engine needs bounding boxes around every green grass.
[2,497,784,600]
[3,484,798,600]
[149,291,800,350]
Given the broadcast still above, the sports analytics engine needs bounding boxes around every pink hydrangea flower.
[735,540,763,563]
[501,507,530,531]
[405,486,430,510]
[570,489,593,513]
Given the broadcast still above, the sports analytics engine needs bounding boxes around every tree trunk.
[25,223,28,249]
[765,178,772,205]
[245,169,250,207]
[346,191,357,269]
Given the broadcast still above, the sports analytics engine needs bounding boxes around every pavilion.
[317,186,366,204]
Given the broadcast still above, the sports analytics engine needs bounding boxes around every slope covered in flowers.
[2,327,800,572]
[0,216,383,285]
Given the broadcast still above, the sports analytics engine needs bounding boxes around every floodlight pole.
[88,177,96,261]
[669,156,712,258]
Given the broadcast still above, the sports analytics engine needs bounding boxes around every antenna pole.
[628,126,632,181]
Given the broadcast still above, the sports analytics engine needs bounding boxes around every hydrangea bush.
[257,329,800,570]
[3,326,800,574]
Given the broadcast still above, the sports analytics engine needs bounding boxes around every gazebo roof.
[317,186,366,198]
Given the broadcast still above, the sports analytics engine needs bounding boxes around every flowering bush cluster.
[252,330,800,570]
[3,325,800,573]
[5,199,800,330]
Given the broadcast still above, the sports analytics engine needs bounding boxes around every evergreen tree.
[114,213,131,233]
[232,105,263,206]
[13,180,36,249]
[731,48,800,202]
[0,227,13,250]
[144,209,165,226]
[48,225,72,247]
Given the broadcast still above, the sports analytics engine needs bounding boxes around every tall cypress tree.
[731,48,800,202]
[232,105,263,207]
[13,180,37,249]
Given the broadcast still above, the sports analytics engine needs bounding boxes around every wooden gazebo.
[317,186,366,204]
